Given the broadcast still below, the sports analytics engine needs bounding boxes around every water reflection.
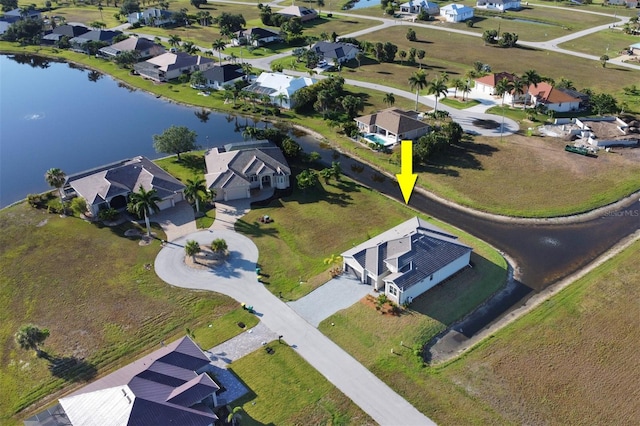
[7,54,52,68]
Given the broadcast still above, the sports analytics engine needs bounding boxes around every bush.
[27,193,44,208]
[327,13,332,17]
[70,197,88,216]
[98,208,119,221]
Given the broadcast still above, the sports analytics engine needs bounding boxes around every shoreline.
[1,47,639,222]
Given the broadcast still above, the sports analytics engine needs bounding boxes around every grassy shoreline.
[2,43,639,218]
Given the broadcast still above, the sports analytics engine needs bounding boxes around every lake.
[0,54,269,208]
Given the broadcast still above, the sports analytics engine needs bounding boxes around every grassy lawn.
[0,202,249,424]
[229,343,374,425]
[236,166,507,300]
[440,96,480,109]
[440,240,640,424]
[49,5,122,28]
[558,27,640,57]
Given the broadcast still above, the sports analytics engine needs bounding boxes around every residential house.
[606,0,638,5]
[342,217,473,305]
[440,4,474,22]
[2,7,41,23]
[243,72,317,109]
[476,0,521,11]
[527,81,581,112]
[311,41,360,64]
[473,72,524,105]
[354,108,431,144]
[276,5,318,22]
[625,0,638,7]
[201,64,245,89]
[41,24,89,45]
[399,0,440,15]
[630,42,640,55]
[25,336,220,426]
[204,140,291,201]
[0,21,9,35]
[69,30,122,53]
[134,51,215,82]
[232,27,282,46]
[64,156,186,217]
[98,36,166,59]
[127,8,175,27]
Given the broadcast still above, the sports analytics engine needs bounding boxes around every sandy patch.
[184,247,229,270]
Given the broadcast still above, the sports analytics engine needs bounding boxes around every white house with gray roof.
[355,108,431,144]
[311,41,360,64]
[64,156,186,217]
[243,72,317,109]
[342,217,472,305]
[399,0,440,15]
[204,140,291,201]
[134,52,215,82]
[476,0,521,11]
[39,336,220,426]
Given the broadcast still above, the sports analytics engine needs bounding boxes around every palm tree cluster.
[45,167,67,214]
[409,71,451,113]
[492,69,541,110]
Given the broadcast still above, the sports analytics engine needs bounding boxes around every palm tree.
[127,186,161,237]
[428,77,449,113]
[45,167,67,214]
[510,77,526,108]
[242,125,259,140]
[521,69,541,110]
[494,77,514,107]
[408,70,428,112]
[212,38,226,63]
[211,238,228,253]
[168,34,182,48]
[274,92,288,109]
[184,240,201,263]
[184,177,207,213]
[416,49,425,68]
[452,78,465,99]
[181,41,198,54]
[383,92,395,107]
[240,62,253,81]
[15,324,50,356]
[227,406,243,426]
[461,79,472,101]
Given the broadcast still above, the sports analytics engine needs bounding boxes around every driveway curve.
[155,230,435,426]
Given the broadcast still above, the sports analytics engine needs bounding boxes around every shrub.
[211,238,228,252]
[27,193,44,208]
[327,13,332,17]
[377,294,388,305]
[70,197,87,216]
[98,208,119,221]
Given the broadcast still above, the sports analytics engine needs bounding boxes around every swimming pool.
[363,133,394,147]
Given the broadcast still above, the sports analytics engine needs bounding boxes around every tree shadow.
[44,354,97,382]
[177,153,207,174]
[234,219,279,238]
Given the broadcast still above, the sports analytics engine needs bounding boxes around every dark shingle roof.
[202,64,244,83]
[355,108,430,134]
[312,41,359,59]
[51,24,89,37]
[235,27,280,39]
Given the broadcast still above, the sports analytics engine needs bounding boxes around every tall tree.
[428,77,449,113]
[168,34,182,48]
[184,177,208,212]
[416,49,425,68]
[521,69,541,110]
[127,186,161,236]
[45,168,67,214]
[408,70,428,112]
[494,77,514,107]
[510,77,525,108]
[15,324,50,356]
[184,240,201,262]
[212,38,226,62]
[152,126,198,161]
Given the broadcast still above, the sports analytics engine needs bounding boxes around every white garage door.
[224,186,249,201]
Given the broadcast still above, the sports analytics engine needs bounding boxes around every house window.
[430,274,433,281]
[388,286,397,296]
[250,175,258,182]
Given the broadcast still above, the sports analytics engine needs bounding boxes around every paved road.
[155,230,435,425]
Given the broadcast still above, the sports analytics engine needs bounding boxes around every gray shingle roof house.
[41,24,90,44]
[64,156,186,217]
[232,27,282,46]
[2,7,41,23]
[134,52,215,82]
[201,64,245,89]
[311,41,360,64]
[127,8,175,26]
[98,36,165,59]
[342,217,472,305]
[355,108,431,144]
[69,30,122,52]
[276,5,318,21]
[399,0,440,15]
[204,140,290,201]
[46,336,220,426]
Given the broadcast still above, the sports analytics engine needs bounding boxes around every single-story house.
[473,72,524,105]
[243,72,317,109]
[127,8,175,26]
[606,0,638,6]
[311,41,360,64]
[64,156,186,217]
[41,24,89,45]
[342,217,472,305]
[204,140,291,201]
[98,36,165,59]
[134,52,215,82]
[440,3,474,22]
[399,0,440,15]
[625,0,638,7]
[528,81,581,112]
[354,108,431,144]
[276,5,318,22]
[476,0,521,11]
[69,30,122,53]
[232,27,282,46]
[2,7,41,23]
[630,42,640,56]
[201,64,245,89]
[27,336,220,426]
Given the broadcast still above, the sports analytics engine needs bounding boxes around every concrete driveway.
[154,230,435,425]
[153,201,197,241]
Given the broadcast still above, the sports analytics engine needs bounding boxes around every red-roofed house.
[528,82,581,112]
[473,72,522,105]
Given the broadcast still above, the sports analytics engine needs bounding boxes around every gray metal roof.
[312,41,359,60]
[58,336,218,426]
[355,108,430,135]
[202,64,244,84]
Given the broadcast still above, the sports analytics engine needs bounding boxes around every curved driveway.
[155,229,435,426]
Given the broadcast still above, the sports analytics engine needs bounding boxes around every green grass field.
[229,343,375,425]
